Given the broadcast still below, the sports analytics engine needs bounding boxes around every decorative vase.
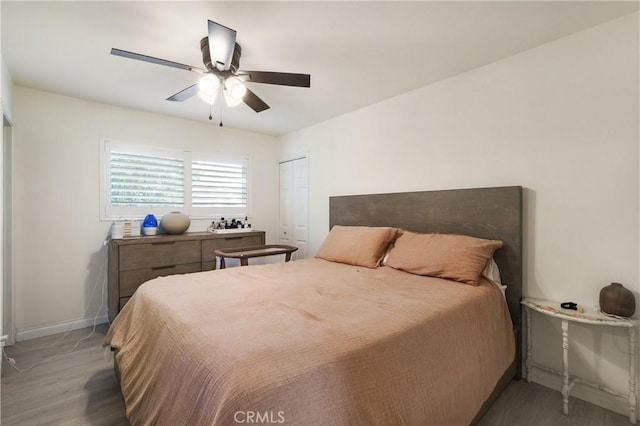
[160,212,190,234]
[599,282,635,317]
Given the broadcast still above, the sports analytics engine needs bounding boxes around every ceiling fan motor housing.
[200,37,242,73]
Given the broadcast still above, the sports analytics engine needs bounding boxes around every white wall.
[279,13,639,414]
[12,87,279,337]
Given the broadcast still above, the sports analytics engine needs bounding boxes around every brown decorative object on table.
[599,282,636,317]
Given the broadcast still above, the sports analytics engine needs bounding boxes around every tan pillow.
[315,225,398,268]
[385,231,503,285]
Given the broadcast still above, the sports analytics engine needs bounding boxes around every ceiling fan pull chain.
[219,95,224,127]
[208,102,213,121]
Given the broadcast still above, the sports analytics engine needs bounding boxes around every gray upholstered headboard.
[329,186,523,370]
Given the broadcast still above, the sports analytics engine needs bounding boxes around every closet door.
[279,157,308,259]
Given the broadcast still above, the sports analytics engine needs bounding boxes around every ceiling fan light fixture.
[198,75,219,96]
[197,91,217,105]
[225,77,247,100]
[223,90,243,108]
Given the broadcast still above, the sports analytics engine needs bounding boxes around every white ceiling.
[2,1,638,136]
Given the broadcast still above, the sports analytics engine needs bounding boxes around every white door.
[279,157,308,259]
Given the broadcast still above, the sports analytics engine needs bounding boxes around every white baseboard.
[15,314,109,342]
[530,368,632,418]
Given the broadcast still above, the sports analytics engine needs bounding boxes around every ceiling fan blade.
[243,88,270,113]
[111,48,204,73]
[240,71,311,88]
[208,20,237,71]
[167,83,200,102]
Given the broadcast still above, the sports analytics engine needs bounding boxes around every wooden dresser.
[108,231,265,321]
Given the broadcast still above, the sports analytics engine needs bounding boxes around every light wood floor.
[1,325,633,426]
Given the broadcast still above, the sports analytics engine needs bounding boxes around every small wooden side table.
[522,297,637,424]
[214,244,298,269]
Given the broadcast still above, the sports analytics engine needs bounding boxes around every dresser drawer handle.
[152,265,176,270]
[225,237,243,240]
[151,241,176,246]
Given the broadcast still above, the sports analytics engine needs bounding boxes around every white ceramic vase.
[160,212,190,234]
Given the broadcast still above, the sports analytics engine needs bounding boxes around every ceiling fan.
[111,20,311,121]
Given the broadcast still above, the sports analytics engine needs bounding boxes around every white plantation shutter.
[192,160,247,208]
[101,140,250,219]
[110,152,184,207]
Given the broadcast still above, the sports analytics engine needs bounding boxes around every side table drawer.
[120,262,202,297]
[120,241,201,271]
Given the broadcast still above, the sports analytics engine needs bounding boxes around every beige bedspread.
[105,258,514,426]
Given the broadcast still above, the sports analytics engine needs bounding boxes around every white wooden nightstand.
[522,297,637,424]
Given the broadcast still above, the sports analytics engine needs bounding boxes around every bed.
[105,185,523,425]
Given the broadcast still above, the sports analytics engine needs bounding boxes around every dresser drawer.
[119,241,201,271]
[119,297,131,310]
[108,231,265,322]
[202,235,264,262]
[119,262,202,297]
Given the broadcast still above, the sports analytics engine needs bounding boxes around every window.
[101,140,249,220]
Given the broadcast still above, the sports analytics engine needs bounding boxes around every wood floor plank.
[477,378,632,426]
[2,325,128,426]
[1,325,633,425]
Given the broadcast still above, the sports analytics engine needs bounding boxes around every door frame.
[278,153,309,259]
[2,113,13,344]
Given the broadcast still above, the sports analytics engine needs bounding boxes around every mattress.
[104,258,514,425]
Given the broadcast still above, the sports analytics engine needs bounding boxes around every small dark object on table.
[560,302,578,311]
